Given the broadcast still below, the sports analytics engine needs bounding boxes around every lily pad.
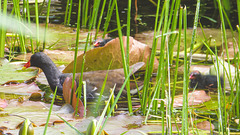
[0,83,41,95]
[171,90,211,108]
[14,50,83,66]
[63,36,159,73]
[0,60,39,84]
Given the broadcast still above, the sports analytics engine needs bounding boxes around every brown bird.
[24,52,144,98]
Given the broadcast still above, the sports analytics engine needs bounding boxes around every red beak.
[189,74,195,79]
[24,60,31,68]
[94,42,100,47]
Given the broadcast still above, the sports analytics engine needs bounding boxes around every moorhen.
[24,52,144,98]
[189,70,223,89]
[93,38,113,48]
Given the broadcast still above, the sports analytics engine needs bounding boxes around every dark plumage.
[189,70,223,89]
[93,38,113,48]
[24,52,144,97]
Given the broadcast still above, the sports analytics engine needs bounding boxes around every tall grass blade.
[12,0,26,53]
[0,0,7,57]
[67,0,73,25]
[92,0,101,28]
[141,0,162,115]
[102,0,115,38]
[94,0,107,38]
[64,0,70,25]
[188,0,200,68]
[94,60,113,113]
[237,0,240,118]
[216,0,230,133]
[43,87,58,135]
[82,0,89,27]
[114,0,132,114]
[181,6,189,135]
[34,0,40,51]
[57,115,83,134]
[126,0,131,115]
[43,0,52,51]
[26,0,34,53]
[70,0,81,105]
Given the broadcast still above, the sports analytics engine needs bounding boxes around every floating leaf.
[0,99,8,108]
[63,36,159,73]
[0,60,38,84]
[172,90,211,107]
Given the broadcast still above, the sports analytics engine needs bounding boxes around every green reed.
[43,0,52,50]
[236,25,240,118]
[170,6,182,135]
[92,0,101,28]
[94,61,112,114]
[26,0,34,53]
[43,87,58,135]
[114,0,132,114]
[141,0,162,115]
[67,0,73,25]
[64,0,70,25]
[94,85,116,135]
[34,0,40,51]
[81,0,89,27]
[1,0,239,134]
[102,0,114,38]
[0,0,7,57]
[216,0,230,133]
[183,0,200,133]
[94,0,107,39]
[126,0,131,114]
[237,0,240,119]
[181,6,189,135]
[70,0,81,108]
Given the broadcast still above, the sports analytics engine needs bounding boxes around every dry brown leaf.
[62,77,84,118]
[63,36,159,73]
[0,99,8,108]
[173,90,211,107]
[195,120,215,131]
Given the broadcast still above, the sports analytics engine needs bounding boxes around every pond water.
[18,0,239,37]
[1,0,240,134]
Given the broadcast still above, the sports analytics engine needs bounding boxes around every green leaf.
[0,60,38,84]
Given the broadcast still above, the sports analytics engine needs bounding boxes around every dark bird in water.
[24,52,144,98]
[189,70,223,89]
[93,38,113,48]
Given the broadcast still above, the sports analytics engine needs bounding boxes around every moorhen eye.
[189,70,223,89]
[24,52,144,98]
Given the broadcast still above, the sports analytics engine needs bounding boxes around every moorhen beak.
[189,70,223,89]
[24,61,31,68]
[24,52,144,98]
[93,38,113,48]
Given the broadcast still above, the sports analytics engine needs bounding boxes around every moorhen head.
[93,38,113,48]
[24,52,144,98]
[189,70,223,89]
[24,52,66,95]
